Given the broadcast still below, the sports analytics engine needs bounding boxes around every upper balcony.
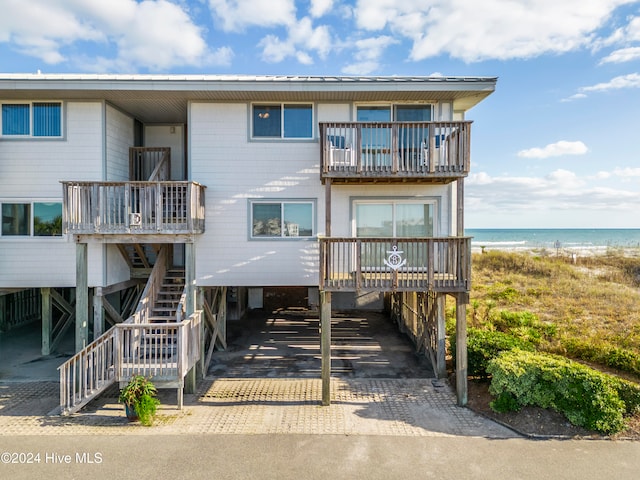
[61,147,205,242]
[319,121,471,183]
[61,181,206,241]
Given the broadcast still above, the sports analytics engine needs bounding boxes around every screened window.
[253,104,313,139]
[251,201,314,238]
[1,102,62,137]
[1,202,62,236]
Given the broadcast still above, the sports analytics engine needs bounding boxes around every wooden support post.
[185,366,197,394]
[0,294,5,331]
[325,179,332,236]
[455,293,468,406]
[177,386,183,410]
[457,178,464,236]
[76,243,89,352]
[185,243,196,316]
[93,287,105,339]
[320,290,331,406]
[184,243,197,394]
[41,287,52,356]
[197,287,206,379]
[436,293,447,379]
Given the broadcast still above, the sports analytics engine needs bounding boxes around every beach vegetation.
[469,251,640,380]
[487,349,640,434]
[451,328,536,378]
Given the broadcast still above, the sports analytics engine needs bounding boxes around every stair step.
[151,307,176,313]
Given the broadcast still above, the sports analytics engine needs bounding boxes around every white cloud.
[208,0,296,31]
[598,14,640,47]
[466,169,640,227]
[258,16,332,64]
[0,0,227,70]
[599,46,640,64]
[560,93,588,102]
[580,73,640,92]
[309,0,334,18]
[613,167,640,177]
[341,35,398,74]
[353,0,633,62]
[518,141,589,159]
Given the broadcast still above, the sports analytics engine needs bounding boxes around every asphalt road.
[1,434,639,480]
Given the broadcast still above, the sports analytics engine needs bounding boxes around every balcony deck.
[320,121,471,183]
[319,237,471,293]
[61,181,205,242]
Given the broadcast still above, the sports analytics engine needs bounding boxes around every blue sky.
[1,0,640,228]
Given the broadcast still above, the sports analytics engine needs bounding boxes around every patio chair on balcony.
[327,135,354,168]
[421,134,446,171]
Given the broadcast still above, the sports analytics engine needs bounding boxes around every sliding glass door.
[355,201,435,270]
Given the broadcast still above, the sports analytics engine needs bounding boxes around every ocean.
[465,229,640,253]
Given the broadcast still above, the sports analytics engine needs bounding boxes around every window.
[1,102,62,137]
[252,104,313,139]
[34,203,63,236]
[2,203,30,235]
[1,202,62,236]
[355,104,432,166]
[250,201,314,238]
[355,201,435,238]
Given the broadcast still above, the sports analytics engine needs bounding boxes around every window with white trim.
[252,103,313,139]
[1,102,62,137]
[1,202,63,236]
[250,200,315,238]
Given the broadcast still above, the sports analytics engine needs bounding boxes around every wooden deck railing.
[319,237,471,292]
[116,315,202,383]
[58,311,202,415]
[61,181,205,235]
[130,147,170,182]
[319,121,471,180]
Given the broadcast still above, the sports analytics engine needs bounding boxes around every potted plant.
[118,375,160,426]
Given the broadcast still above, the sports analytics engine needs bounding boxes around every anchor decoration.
[383,245,406,271]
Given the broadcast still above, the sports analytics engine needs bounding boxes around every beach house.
[0,74,497,412]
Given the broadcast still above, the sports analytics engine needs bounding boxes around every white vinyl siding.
[0,101,102,198]
[106,105,134,181]
[190,102,324,287]
[0,101,109,288]
[0,240,76,287]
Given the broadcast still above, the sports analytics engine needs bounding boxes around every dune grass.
[467,250,640,379]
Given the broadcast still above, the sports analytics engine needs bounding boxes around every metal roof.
[0,73,497,124]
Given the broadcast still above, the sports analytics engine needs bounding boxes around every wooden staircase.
[149,268,185,322]
[117,244,159,278]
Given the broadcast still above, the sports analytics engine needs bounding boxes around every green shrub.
[487,349,633,435]
[452,328,535,378]
[496,310,538,328]
[487,284,520,302]
[611,377,640,415]
[562,338,640,378]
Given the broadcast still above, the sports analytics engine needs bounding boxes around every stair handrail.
[175,289,187,322]
[132,245,168,324]
[58,325,118,415]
